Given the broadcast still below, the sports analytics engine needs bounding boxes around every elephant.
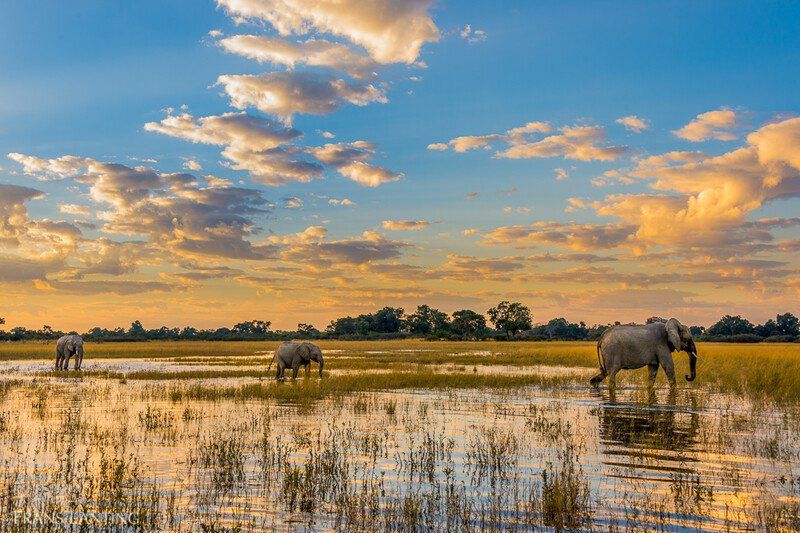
[590,318,697,388]
[55,334,84,371]
[269,341,324,380]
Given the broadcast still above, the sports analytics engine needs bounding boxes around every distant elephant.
[270,342,324,380]
[55,334,84,371]
[590,318,697,388]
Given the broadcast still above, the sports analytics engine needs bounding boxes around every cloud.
[219,35,379,79]
[463,228,480,236]
[432,122,626,162]
[465,192,478,200]
[308,141,403,186]
[9,156,278,262]
[216,0,440,64]
[7,153,92,181]
[673,108,741,141]
[499,125,627,161]
[554,168,569,180]
[183,159,202,171]
[283,196,303,209]
[44,280,181,295]
[571,117,800,253]
[382,220,430,231]
[616,115,650,133]
[439,254,526,281]
[460,24,487,44]
[484,221,634,251]
[216,71,386,123]
[144,112,322,185]
[328,198,354,206]
[59,204,91,217]
[279,229,410,267]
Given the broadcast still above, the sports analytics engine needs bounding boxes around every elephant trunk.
[317,355,324,377]
[685,351,697,382]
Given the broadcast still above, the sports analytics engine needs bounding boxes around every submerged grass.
[166,371,580,403]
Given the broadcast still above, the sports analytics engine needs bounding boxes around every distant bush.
[702,334,764,343]
[762,335,799,343]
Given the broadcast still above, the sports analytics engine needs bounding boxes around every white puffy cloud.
[460,24,486,44]
[7,153,92,181]
[432,122,625,162]
[216,0,439,64]
[144,112,300,150]
[144,112,323,186]
[588,117,800,251]
[382,220,430,231]
[308,141,402,186]
[183,159,202,171]
[216,71,386,123]
[616,115,650,133]
[219,35,379,79]
[328,198,354,206]
[673,108,741,142]
[499,125,626,161]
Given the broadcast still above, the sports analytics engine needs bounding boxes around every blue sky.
[1,0,799,329]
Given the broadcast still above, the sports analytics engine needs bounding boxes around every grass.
[7,339,799,401]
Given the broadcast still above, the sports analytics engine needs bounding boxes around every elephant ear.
[298,343,312,361]
[665,318,681,352]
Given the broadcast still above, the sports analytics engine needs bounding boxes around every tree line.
[0,305,797,343]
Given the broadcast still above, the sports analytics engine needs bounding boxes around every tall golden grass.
[3,339,800,400]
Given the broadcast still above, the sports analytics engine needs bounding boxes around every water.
[0,360,798,531]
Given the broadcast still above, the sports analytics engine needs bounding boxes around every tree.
[128,320,146,336]
[689,325,705,338]
[232,320,271,335]
[407,305,450,335]
[487,301,532,338]
[543,318,588,340]
[776,312,799,337]
[755,319,779,338]
[707,315,756,336]
[327,316,359,336]
[297,323,319,336]
[451,309,487,339]
[646,316,667,324]
[370,307,405,333]
[0,317,5,326]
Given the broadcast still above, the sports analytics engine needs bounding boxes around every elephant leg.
[75,353,83,371]
[291,361,301,379]
[660,354,676,387]
[276,361,285,380]
[63,354,72,371]
[608,368,619,390]
[647,364,659,386]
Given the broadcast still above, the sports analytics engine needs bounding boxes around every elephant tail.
[596,341,606,374]
[267,350,277,371]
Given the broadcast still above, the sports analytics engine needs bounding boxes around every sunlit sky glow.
[1,0,799,331]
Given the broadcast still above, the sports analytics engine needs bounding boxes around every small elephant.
[590,318,697,388]
[270,342,324,380]
[55,334,84,371]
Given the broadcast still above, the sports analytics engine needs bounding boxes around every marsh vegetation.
[0,340,798,530]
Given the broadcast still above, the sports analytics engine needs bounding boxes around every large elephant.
[55,334,84,371]
[590,318,697,388]
[270,342,324,380]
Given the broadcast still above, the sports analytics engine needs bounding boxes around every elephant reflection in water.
[595,389,701,454]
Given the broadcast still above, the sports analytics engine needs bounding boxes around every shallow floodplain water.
[0,354,798,531]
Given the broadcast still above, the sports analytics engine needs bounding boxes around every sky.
[1,0,799,331]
